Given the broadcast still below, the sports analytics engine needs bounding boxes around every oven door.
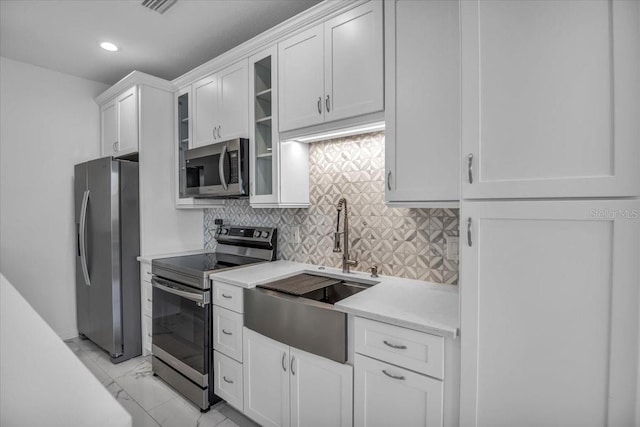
[151,276,210,386]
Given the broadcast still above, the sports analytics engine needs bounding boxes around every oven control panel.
[216,226,276,242]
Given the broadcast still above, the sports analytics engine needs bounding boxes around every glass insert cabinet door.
[177,91,190,200]
[249,46,279,205]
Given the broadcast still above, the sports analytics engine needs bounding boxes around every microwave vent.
[141,0,177,14]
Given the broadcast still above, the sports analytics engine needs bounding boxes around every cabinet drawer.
[142,314,152,356]
[354,354,443,427]
[141,281,152,316]
[140,262,152,284]
[213,305,243,362]
[212,281,244,313]
[354,317,444,379]
[213,350,244,411]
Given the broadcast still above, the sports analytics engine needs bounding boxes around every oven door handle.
[151,278,210,305]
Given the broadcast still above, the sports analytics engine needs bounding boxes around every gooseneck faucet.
[333,198,358,273]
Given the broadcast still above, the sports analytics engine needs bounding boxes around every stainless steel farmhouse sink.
[244,272,378,363]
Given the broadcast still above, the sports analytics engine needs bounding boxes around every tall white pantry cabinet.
[459,1,640,426]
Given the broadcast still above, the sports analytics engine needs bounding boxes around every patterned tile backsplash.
[204,131,459,284]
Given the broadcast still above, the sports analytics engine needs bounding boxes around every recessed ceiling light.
[100,42,119,52]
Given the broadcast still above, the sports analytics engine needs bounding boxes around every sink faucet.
[333,198,358,273]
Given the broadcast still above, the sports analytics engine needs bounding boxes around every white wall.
[0,57,109,339]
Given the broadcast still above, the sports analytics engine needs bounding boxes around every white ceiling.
[0,0,321,85]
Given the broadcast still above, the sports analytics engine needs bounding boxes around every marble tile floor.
[65,337,259,427]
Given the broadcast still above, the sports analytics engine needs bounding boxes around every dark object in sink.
[301,281,370,304]
[257,273,341,296]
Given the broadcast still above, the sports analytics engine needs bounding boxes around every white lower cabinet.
[354,354,443,427]
[290,347,353,427]
[460,200,640,426]
[140,261,152,356]
[213,350,244,411]
[353,317,452,427]
[243,327,353,427]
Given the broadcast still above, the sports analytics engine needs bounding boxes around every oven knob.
[221,228,228,235]
[254,230,262,238]
[262,231,269,239]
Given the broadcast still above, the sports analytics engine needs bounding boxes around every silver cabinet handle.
[222,329,232,335]
[113,141,117,152]
[213,127,217,140]
[468,153,473,184]
[325,94,330,112]
[383,340,407,350]
[217,125,221,139]
[387,171,392,191]
[223,376,234,384]
[291,356,296,375]
[317,97,322,114]
[282,352,287,372]
[382,370,405,381]
[79,190,91,287]
[221,293,232,299]
[467,217,472,247]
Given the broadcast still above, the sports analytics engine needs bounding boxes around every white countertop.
[0,274,131,427]
[210,260,459,338]
[137,248,205,263]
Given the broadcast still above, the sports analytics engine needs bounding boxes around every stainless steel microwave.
[181,138,249,198]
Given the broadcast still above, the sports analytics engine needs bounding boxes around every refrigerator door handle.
[79,189,91,286]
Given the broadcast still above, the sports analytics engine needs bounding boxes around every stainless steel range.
[150,225,277,411]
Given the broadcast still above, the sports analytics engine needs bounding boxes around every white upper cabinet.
[461,0,640,199]
[250,46,310,208]
[460,200,640,426]
[192,60,249,148]
[323,1,383,123]
[278,25,325,131]
[192,75,217,148]
[217,60,249,141]
[278,1,383,132]
[101,86,138,157]
[384,0,460,206]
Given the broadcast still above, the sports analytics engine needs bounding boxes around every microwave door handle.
[219,144,228,190]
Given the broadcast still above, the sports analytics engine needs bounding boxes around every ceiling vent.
[141,0,177,14]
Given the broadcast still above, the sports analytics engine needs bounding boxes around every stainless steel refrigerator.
[74,157,141,363]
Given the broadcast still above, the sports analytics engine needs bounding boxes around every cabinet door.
[192,74,217,148]
[243,328,290,427]
[460,200,640,427]
[278,24,324,132]
[101,99,117,157]
[290,347,353,427]
[461,0,640,198]
[116,86,138,155]
[217,60,249,140]
[213,305,243,362]
[249,47,279,205]
[385,0,459,205]
[354,354,443,427]
[213,350,244,411]
[324,0,383,122]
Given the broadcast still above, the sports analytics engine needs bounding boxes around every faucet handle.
[369,265,379,278]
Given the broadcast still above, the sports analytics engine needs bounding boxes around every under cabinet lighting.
[291,121,385,143]
[100,42,119,52]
